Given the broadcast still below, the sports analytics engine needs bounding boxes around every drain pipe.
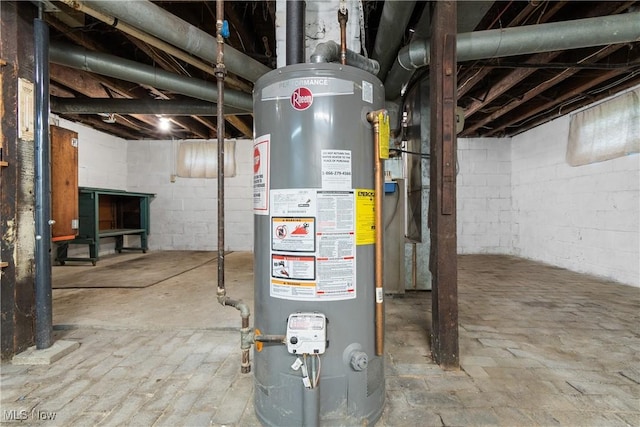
[366,110,388,357]
[310,41,380,75]
[213,0,251,375]
[286,0,305,65]
[34,8,53,350]
[387,11,640,99]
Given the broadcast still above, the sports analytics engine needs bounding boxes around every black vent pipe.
[34,15,53,350]
[286,0,305,65]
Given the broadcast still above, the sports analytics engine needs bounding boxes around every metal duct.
[371,0,416,81]
[49,43,253,112]
[83,0,270,82]
[50,97,250,116]
[286,0,305,65]
[310,41,380,75]
[387,11,640,100]
[385,1,493,100]
[58,0,249,92]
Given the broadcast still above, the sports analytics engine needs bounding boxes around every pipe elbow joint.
[310,41,339,63]
[236,301,251,319]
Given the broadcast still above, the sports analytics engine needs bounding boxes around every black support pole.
[286,0,305,65]
[34,16,53,350]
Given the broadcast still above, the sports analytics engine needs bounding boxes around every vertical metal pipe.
[303,384,320,427]
[240,315,251,373]
[215,1,253,376]
[216,0,226,295]
[338,8,348,65]
[412,242,417,290]
[34,15,53,349]
[367,111,385,356]
[286,0,305,65]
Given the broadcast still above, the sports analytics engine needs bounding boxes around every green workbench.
[56,187,155,265]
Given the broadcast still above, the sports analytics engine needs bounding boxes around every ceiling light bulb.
[159,117,171,131]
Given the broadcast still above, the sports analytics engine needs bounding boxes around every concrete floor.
[1,251,639,426]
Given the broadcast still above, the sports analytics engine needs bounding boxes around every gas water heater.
[253,63,386,426]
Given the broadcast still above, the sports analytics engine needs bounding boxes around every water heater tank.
[253,63,385,426]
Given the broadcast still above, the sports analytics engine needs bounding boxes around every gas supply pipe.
[367,109,390,356]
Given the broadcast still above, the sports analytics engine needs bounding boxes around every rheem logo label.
[291,87,313,110]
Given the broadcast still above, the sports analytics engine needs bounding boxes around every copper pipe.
[338,8,348,65]
[367,110,385,356]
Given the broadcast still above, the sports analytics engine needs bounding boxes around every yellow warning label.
[379,112,390,160]
[355,189,375,245]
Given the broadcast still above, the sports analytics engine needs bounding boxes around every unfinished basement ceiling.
[44,1,640,140]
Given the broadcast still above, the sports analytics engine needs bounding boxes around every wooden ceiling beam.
[226,115,253,138]
[125,34,185,76]
[504,76,640,136]
[223,3,258,60]
[45,14,106,52]
[171,117,211,139]
[463,50,563,118]
[461,44,626,136]
[50,64,111,98]
[191,116,219,136]
[49,83,75,98]
[458,1,566,98]
[63,115,141,140]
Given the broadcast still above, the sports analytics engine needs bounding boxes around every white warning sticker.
[362,80,373,104]
[269,189,357,302]
[321,150,352,190]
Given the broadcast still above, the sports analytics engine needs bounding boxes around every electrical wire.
[384,187,400,232]
[314,354,321,388]
[390,148,430,158]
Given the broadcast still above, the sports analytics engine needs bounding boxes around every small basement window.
[566,87,639,166]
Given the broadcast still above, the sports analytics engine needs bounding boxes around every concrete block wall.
[456,138,512,254]
[511,114,639,287]
[56,94,638,286]
[127,140,253,251]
